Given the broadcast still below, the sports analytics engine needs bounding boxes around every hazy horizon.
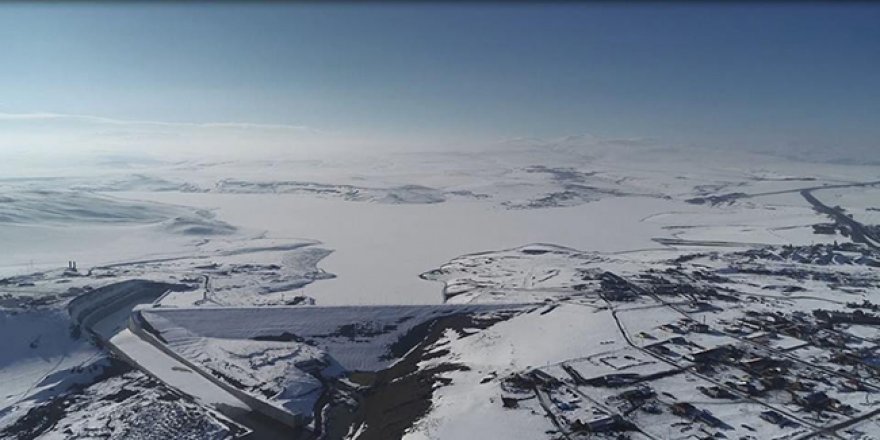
[1,3,878,165]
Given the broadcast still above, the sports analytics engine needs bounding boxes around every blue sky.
[1,3,878,158]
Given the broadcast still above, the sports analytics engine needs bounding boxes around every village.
[487,242,880,439]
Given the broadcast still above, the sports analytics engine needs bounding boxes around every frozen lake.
[114,192,690,305]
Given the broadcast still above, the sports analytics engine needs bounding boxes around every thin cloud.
[0,112,320,133]
[498,134,657,150]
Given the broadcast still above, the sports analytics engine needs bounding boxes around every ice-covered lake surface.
[3,146,880,439]
[2,145,872,303]
[113,192,684,305]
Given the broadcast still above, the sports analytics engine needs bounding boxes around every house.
[501,396,520,409]
[760,375,788,391]
[571,415,633,433]
[671,403,732,429]
[698,386,736,399]
[599,272,640,301]
[741,357,789,375]
[814,309,880,326]
[619,386,655,402]
[812,223,837,235]
[760,410,800,428]
[800,391,834,411]
[584,373,641,388]
[689,345,738,364]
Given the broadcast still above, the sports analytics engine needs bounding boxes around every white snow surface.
[2,146,880,438]
[3,146,878,303]
[138,304,531,416]
[0,309,101,420]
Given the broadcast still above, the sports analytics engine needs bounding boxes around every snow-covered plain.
[2,145,880,439]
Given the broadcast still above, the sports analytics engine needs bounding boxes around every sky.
[0,3,878,162]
